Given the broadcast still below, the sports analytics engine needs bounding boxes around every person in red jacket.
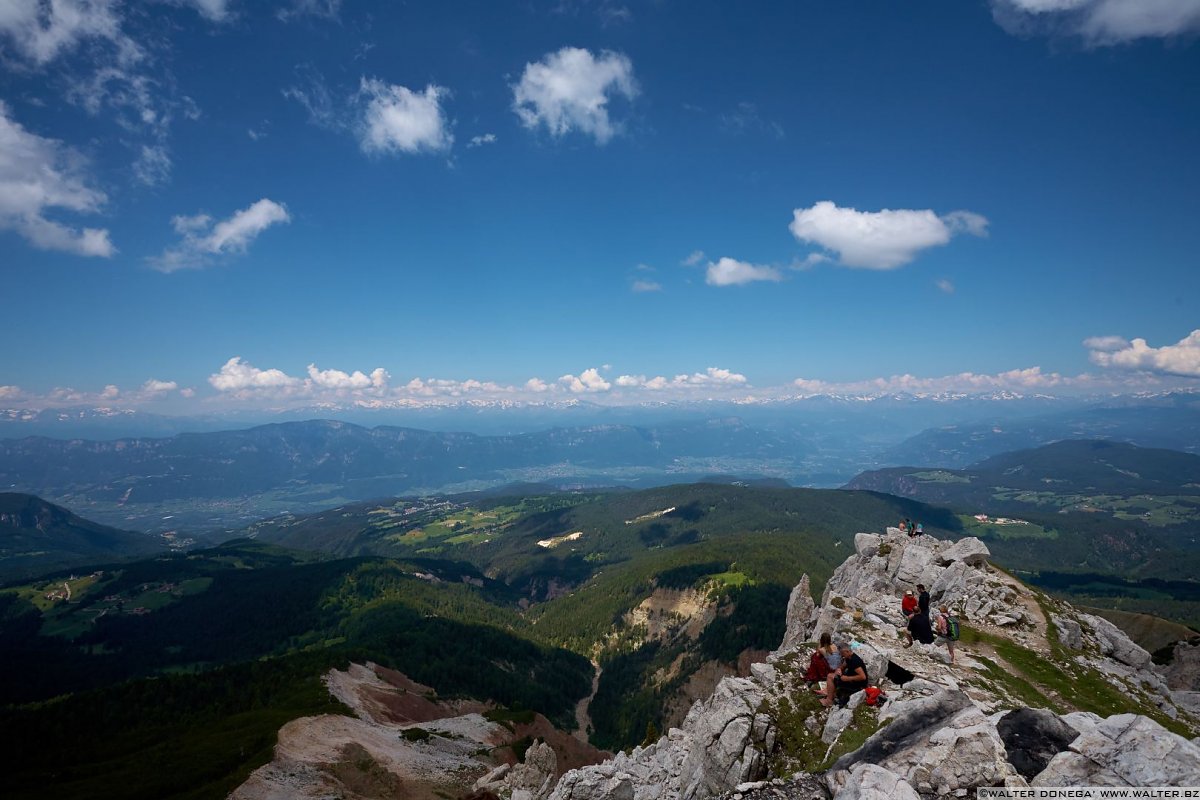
[901,589,918,620]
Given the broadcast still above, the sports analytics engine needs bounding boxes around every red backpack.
[864,686,882,706]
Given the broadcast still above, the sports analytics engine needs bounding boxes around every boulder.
[1080,614,1153,670]
[936,537,990,567]
[823,707,854,744]
[997,708,1080,779]
[507,739,558,798]
[1168,640,1200,691]
[1033,714,1200,787]
[854,533,882,558]
[832,764,920,800]
[830,691,1015,796]
[1051,618,1089,652]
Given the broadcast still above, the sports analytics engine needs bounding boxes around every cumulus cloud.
[792,366,1071,397]
[0,103,116,257]
[559,367,612,393]
[789,201,989,270]
[307,364,389,390]
[705,257,783,287]
[631,279,662,293]
[139,378,178,395]
[525,377,550,393]
[357,78,453,155]
[0,385,25,401]
[153,198,290,272]
[1086,330,1200,378]
[468,133,497,148]
[616,367,749,391]
[209,357,301,392]
[512,47,638,144]
[992,0,1200,43]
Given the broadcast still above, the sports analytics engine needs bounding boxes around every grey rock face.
[854,533,881,558]
[1079,614,1153,670]
[1168,640,1200,691]
[832,764,919,800]
[997,708,1080,779]
[778,574,815,653]
[1033,714,1200,787]
[935,537,990,567]
[549,676,772,800]
[1051,614,1083,651]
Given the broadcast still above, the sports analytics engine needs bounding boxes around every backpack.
[946,616,960,641]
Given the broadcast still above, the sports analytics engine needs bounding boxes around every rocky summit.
[478,528,1200,800]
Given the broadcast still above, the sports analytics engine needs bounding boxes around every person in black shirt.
[816,642,868,707]
[917,584,930,616]
[904,610,936,646]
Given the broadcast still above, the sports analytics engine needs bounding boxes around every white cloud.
[512,46,637,144]
[468,133,497,148]
[936,278,956,294]
[307,364,389,390]
[0,102,115,257]
[153,198,290,271]
[1087,330,1200,378]
[525,377,550,393]
[140,379,178,395]
[792,366,1071,397]
[558,367,612,393]
[0,385,24,401]
[682,250,705,267]
[705,257,783,287]
[631,279,662,293]
[993,0,1200,43]
[171,0,233,22]
[357,78,453,155]
[614,367,749,391]
[277,0,342,21]
[0,0,127,65]
[133,144,172,186]
[789,201,989,270]
[208,358,301,392]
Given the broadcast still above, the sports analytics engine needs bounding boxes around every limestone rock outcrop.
[1032,714,1200,787]
[549,677,773,800]
[996,707,1080,779]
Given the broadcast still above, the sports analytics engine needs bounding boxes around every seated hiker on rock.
[935,605,958,665]
[804,631,840,684]
[901,589,918,620]
[815,641,868,708]
[903,609,936,647]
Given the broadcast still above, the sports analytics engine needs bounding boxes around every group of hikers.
[804,583,961,708]
[901,583,959,664]
[898,518,923,537]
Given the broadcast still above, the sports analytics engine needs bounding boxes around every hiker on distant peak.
[917,584,930,616]
[898,518,908,533]
[915,521,924,536]
[901,589,918,620]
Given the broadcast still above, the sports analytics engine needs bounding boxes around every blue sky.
[1,0,1199,410]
